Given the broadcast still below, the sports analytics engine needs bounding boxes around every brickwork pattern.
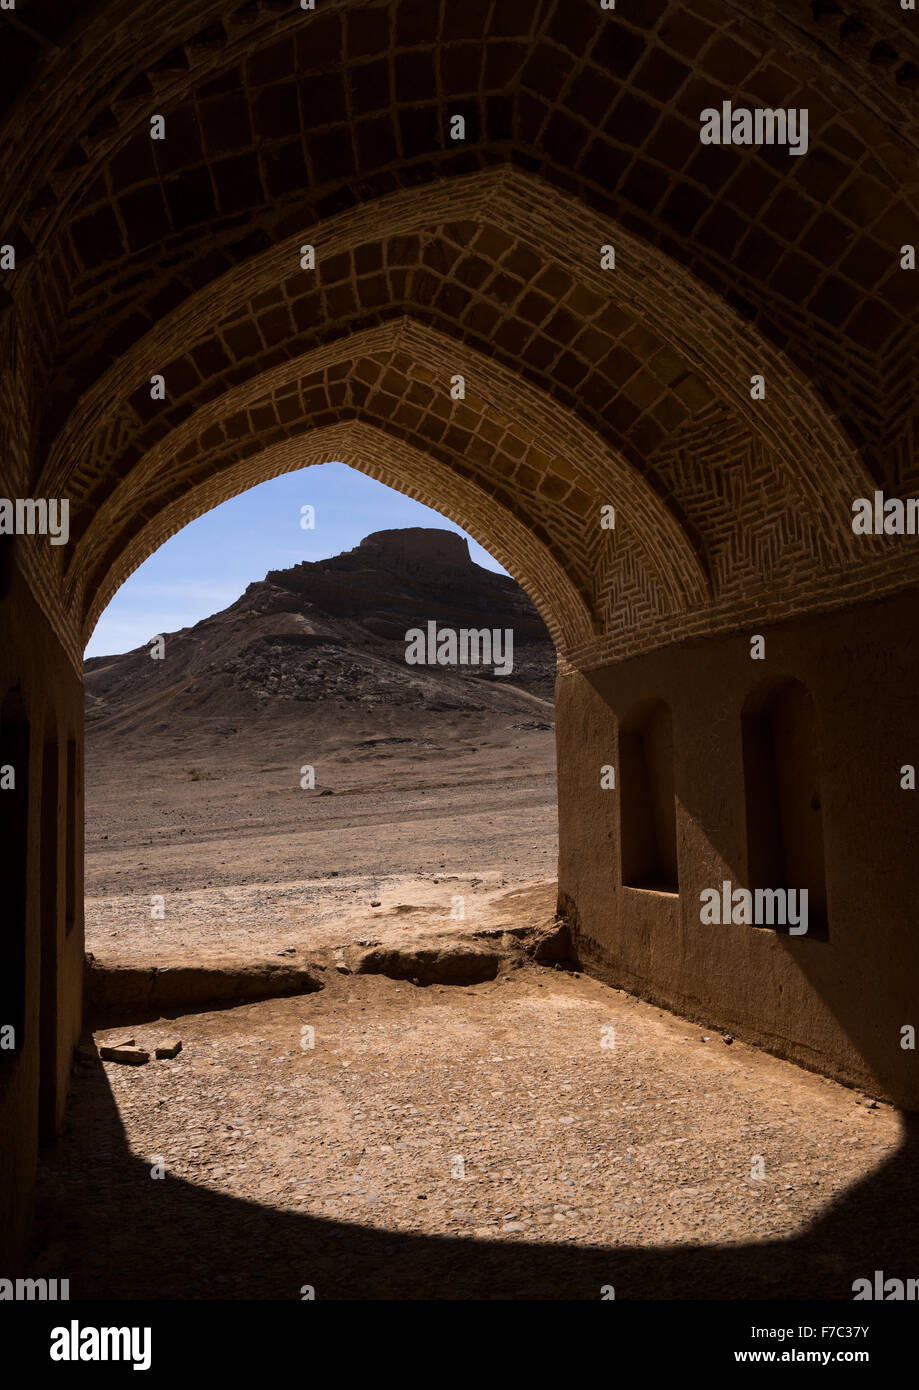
[0,1,917,673]
[1,0,915,457]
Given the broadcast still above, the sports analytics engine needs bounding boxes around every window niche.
[742,678,828,939]
[619,698,679,893]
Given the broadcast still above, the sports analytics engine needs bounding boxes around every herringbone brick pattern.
[0,0,916,670]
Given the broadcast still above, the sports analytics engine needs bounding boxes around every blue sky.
[85,461,506,658]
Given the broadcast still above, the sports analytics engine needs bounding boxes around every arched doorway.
[3,0,919,1265]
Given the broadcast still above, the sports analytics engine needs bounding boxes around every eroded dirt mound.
[84,881,567,1020]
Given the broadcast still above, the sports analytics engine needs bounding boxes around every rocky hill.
[84,529,557,744]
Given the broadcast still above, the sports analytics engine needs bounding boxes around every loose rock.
[100,1045,149,1065]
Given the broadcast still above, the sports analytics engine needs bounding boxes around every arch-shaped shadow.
[30,1051,919,1301]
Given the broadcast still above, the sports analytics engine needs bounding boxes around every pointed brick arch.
[37,167,912,683]
[70,314,713,657]
[43,168,876,532]
[81,419,596,656]
[4,0,918,494]
[7,4,919,1269]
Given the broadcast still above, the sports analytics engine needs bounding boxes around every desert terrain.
[30,527,909,1300]
[83,527,559,970]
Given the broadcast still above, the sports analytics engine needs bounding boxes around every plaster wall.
[557,586,919,1107]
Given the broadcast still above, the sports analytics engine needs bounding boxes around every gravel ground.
[50,717,916,1301]
[85,872,553,965]
[29,958,908,1301]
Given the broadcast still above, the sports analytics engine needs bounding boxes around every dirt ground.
[85,711,557,888]
[31,714,911,1300]
[84,713,558,977]
[32,958,907,1300]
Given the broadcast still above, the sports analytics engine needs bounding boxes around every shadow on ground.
[28,1057,919,1301]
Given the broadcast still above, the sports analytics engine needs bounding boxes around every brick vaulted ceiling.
[1,0,918,668]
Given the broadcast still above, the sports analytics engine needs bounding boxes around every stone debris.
[99,1044,149,1065]
[154,1039,182,1060]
